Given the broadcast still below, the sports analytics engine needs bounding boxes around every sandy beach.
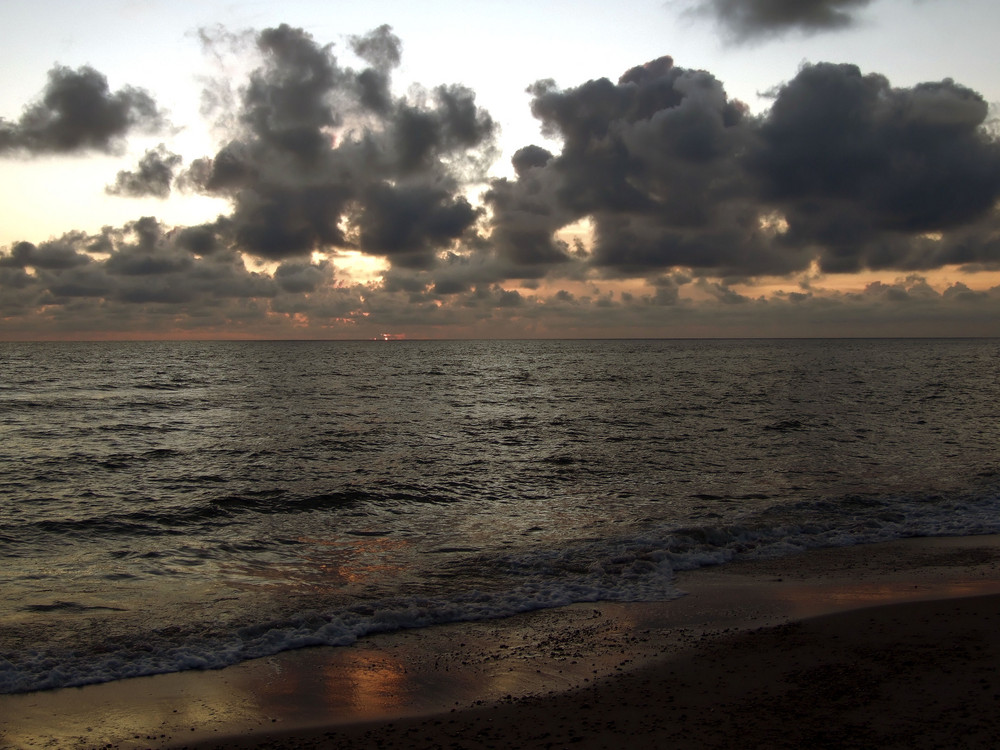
[4,534,1000,749]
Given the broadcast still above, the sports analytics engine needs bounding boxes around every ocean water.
[1,338,999,694]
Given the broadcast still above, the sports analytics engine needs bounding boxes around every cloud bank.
[1,22,999,339]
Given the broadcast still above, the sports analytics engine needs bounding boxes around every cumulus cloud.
[486,56,1000,283]
[2,23,1000,339]
[0,66,166,155]
[184,23,497,264]
[106,144,184,198]
[274,260,332,293]
[349,24,402,114]
[487,56,796,278]
[756,64,1000,272]
[0,217,278,318]
[0,236,93,270]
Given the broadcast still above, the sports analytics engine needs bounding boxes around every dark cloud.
[106,144,183,198]
[3,24,1000,339]
[688,0,873,41]
[696,278,753,304]
[496,287,523,307]
[0,65,166,155]
[3,211,999,338]
[228,184,354,260]
[350,25,401,113]
[0,238,92,270]
[103,218,194,277]
[44,264,115,299]
[240,24,345,162]
[172,223,227,256]
[483,175,574,269]
[350,24,402,71]
[755,63,1000,272]
[173,26,996,291]
[390,85,498,176]
[488,56,787,277]
[185,24,497,264]
[486,56,1000,281]
[0,217,276,313]
[510,145,553,177]
[942,281,989,303]
[354,183,480,269]
[274,261,331,293]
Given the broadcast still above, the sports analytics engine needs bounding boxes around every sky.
[1,0,999,340]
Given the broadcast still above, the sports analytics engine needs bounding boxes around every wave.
[1,485,466,547]
[3,485,999,694]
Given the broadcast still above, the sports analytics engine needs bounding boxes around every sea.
[2,338,999,694]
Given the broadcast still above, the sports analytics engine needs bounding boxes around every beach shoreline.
[4,534,1000,749]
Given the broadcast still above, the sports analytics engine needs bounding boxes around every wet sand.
[3,535,1000,749]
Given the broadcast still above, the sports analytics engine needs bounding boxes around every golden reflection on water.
[223,535,409,591]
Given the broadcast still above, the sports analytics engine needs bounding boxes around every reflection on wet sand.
[0,662,261,749]
[328,650,411,712]
[237,644,419,720]
[0,643,425,749]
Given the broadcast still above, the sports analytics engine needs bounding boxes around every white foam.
[4,487,1000,694]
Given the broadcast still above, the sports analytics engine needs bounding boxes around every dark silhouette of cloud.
[350,24,402,71]
[106,144,183,198]
[349,24,401,114]
[486,56,1000,281]
[487,56,797,278]
[0,66,166,155]
[2,217,277,314]
[688,0,873,41]
[2,23,999,338]
[355,183,480,269]
[0,237,93,270]
[510,145,553,176]
[184,24,497,263]
[754,64,1000,272]
[274,261,331,293]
